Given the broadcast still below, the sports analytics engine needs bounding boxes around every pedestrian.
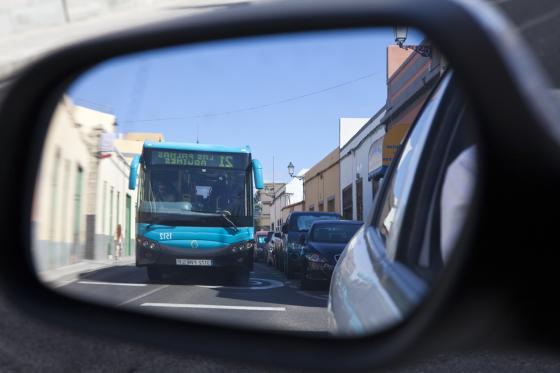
[114,223,123,262]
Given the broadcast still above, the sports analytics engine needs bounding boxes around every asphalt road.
[54,262,331,335]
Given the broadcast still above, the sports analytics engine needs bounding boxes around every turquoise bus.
[128,142,264,284]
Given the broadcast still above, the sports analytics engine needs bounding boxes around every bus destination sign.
[151,151,247,169]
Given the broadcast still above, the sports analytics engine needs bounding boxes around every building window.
[356,177,363,221]
[318,201,324,212]
[342,184,353,220]
[327,196,335,212]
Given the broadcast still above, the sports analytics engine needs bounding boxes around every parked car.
[329,72,479,335]
[299,220,362,290]
[280,211,342,278]
[265,232,282,267]
[253,230,270,263]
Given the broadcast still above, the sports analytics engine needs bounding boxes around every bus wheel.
[147,266,163,283]
[233,267,250,287]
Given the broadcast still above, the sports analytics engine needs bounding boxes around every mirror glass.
[31,28,478,336]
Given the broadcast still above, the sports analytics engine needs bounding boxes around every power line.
[120,70,383,124]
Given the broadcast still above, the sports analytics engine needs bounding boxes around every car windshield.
[265,232,274,242]
[310,224,361,243]
[290,214,341,231]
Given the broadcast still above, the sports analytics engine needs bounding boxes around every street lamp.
[287,161,304,181]
[393,25,432,58]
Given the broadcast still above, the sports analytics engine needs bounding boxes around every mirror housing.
[2,0,559,370]
[298,233,306,245]
[281,224,288,234]
[128,155,140,190]
[252,159,264,190]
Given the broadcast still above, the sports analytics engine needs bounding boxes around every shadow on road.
[76,263,329,308]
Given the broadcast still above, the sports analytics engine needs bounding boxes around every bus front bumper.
[136,240,253,269]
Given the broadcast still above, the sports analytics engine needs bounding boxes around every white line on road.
[78,281,147,287]
[117,285,170,307]
[140,303,286,311]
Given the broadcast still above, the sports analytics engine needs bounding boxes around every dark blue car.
[299,220,362,290]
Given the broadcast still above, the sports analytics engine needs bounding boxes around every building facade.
[254,182,285,231]
[269,171,305,231]
[339,107,386,222]
[33,98,91,271]
[378,41,447,173]
[303,148,340,214]
[32,98,161,272]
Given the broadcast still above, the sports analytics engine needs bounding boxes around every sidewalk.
[38,256,135,287]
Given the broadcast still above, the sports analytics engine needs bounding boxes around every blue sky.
[69,28,422,183]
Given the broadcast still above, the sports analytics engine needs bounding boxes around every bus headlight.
[140,237,159,250]
[245,241,253,249]
[305,253,327,263]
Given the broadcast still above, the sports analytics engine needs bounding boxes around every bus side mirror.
[252,159,264,190]
[129,155,140,190]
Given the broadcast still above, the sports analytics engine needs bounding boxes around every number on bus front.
[160,233,173,240]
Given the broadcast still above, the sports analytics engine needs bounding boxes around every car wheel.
[146,266,163,283]
[285,259,296,279]
[300,268,311,290]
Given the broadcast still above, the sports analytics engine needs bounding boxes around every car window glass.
[375,75,450,260]
[310,224,361,243]
[289,214,341,231]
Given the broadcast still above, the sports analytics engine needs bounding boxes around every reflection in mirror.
[31,28,477,337]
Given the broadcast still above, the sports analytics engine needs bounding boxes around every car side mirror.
[4,0,557,370]
[298,233,306,245]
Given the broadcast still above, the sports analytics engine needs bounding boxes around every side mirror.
[298,233,306,245]
[252,159,264,190]
[281,224,288,234]
[128,155,140,190]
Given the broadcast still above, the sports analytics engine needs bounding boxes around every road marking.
[77,281,147,287]
[195,277,284,290]
[296,291,329,301]
[117,285,169,307]
[140,303,286,311]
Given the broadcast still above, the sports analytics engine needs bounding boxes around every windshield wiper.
[220,210,239,233]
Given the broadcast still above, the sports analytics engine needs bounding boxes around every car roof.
[289,211,341,216]
[309,220,362,227]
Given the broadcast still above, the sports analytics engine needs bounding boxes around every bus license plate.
[176,259,213,266]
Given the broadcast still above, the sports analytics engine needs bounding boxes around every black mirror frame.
[1,0,560,370]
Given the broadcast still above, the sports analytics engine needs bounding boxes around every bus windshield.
[140,165,250,220]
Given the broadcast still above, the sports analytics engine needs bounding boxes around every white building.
[33,97,142,271]
[269,169,307,231]
[339,108,386,221]
[33,97,91,271]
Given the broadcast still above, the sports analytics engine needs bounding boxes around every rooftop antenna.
[196,125,199,144]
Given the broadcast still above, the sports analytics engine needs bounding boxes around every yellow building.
[303,148,340,213]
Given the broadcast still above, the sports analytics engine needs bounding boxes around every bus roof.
[143,141,251,154]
